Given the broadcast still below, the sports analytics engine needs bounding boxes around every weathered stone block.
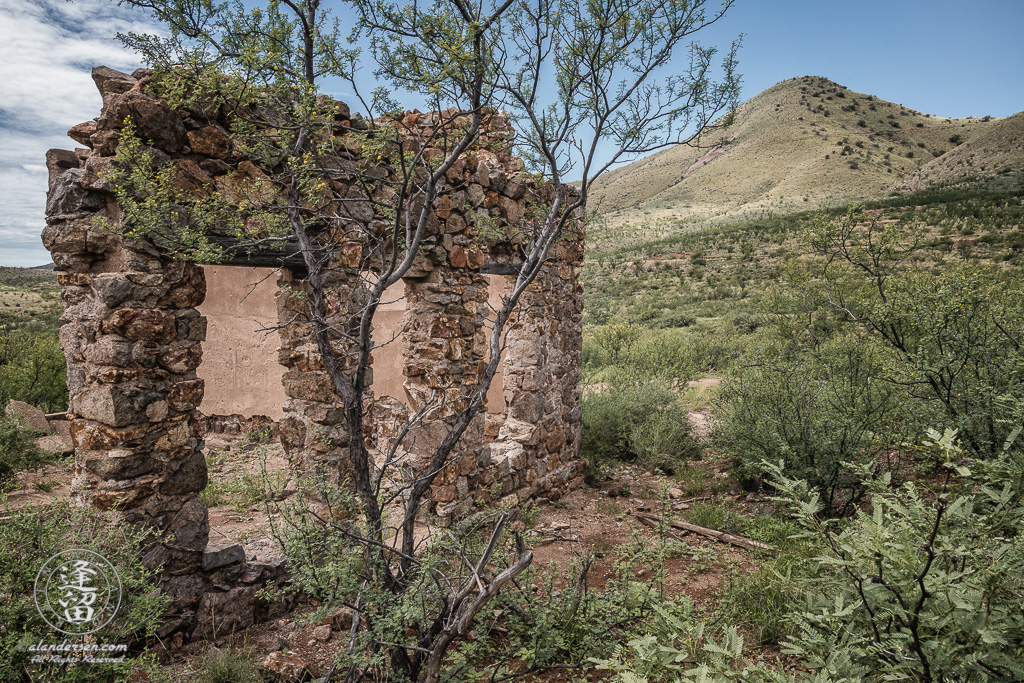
[72,385,147,427]
[433,484,457,503]
[98,90,188,153]
[102,308,177,343]
[158,343,203,374]
[187,125,232,158]
[497,417,539,446]
[91,65,137,97]
[202,543,246,571]
[46,169,104,217]
[169,495,210,552]
[194,585,258,639]
[81,155,117,191]
[5,400,51,434]
[169,159,214,197]
[91,275,138,307]
[163,574,205,609]
[146,400,169,421]
[154,419,193,450]
[166,379,204,412]
[157,265,206,308]
[84,448,162,480]
[282,371,337,403]
[175,312,207,342]
[46,148,81,184]
[161,450,208,495]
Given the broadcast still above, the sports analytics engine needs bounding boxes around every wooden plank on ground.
[635,512,778,556]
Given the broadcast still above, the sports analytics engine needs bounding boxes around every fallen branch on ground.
[635,512,778,556]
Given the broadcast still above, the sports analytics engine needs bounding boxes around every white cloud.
[0,0,160,267]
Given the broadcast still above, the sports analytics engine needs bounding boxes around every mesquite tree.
[108,0,740,678]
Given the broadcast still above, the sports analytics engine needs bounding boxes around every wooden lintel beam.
[479,262,521,276]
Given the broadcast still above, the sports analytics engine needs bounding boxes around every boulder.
[186,126,232,159]
[194,585,258,639]
[259,652,312,682]
[91,66,137,97]
[34,435,73,456]
[67,121,97,147]
[202,543,246,571]
[5,400,52,434]
[46,148,80,185]
[97,90,188,153]
[81,156,117,191]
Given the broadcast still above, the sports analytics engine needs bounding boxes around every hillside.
[0,266,60,327]
[907,110,1024,189]
[589,76,1023,251]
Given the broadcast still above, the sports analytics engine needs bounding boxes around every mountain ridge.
[589,76,1024,241]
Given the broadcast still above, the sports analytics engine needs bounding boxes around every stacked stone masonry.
[43,66,583,640]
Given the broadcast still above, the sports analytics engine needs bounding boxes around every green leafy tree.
[105,0,741,678]
[773,429,1024,681]
[716,332,915,515]
[0,326,69,413]
[807,209,1024,460]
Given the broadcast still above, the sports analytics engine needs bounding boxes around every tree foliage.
[105,0,741,679]
[718,208,1024,512]
[807,208,1024,460]
[0,321,68,414]
[773,429,1024,681]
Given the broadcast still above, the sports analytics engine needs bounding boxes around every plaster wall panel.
[372,278,408,403]
[197,266,286,420]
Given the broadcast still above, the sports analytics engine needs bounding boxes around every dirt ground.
[3,387,784,680]
[160,449,766,680]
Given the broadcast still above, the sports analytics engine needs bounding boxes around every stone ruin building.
[41,66,584,641]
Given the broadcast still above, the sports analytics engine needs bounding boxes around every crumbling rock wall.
[43,65,583,640]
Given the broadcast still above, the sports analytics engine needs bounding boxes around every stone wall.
[43,65,583,639]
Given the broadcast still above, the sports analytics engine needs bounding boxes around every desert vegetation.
[0,268,67,413]
[6,170,1021,682]
[575,172,1024,680]
[2,4,1024,680]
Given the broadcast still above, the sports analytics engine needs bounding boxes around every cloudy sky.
[1,0,1023,267]
[0,0,154,267]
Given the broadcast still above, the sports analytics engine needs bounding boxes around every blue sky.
[1,0,1022,267]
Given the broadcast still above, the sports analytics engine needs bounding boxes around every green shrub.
[722,563,801,646]
[629,415,701,474]
[808,213,1024,461]
[720,515,814,646]
[188,646,267,683]
[773,429,1024,681]
[583,380,700,473]
[0,412,55,490]
[0,327,68,413]
[584,322,698,384]
[0,502,168,681]
[653,312,697,329]
[269,476,672,681]
[683,502,747,535]
[725,310,761,333]
[715,334,917,515]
